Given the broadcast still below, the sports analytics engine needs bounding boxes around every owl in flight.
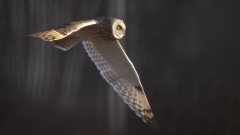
[28,17,156,127]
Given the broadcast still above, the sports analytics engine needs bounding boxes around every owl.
[28,17,156,127]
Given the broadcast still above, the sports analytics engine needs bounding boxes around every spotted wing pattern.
[27,20,98,41]
[82,40,156,127]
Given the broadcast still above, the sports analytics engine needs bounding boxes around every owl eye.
[117,25,122,30]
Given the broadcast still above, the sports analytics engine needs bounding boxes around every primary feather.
[83,40,156,127]
[27,20,98,41]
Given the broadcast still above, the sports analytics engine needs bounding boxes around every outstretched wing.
[28,20,98,41]
[82,40,156,127]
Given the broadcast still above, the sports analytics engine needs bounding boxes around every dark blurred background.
[1,0,240,135]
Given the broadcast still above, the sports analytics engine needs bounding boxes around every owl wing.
[82,40,156,127]
[28,20,98,41]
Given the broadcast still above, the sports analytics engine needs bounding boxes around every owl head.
[97,17,126,40]
[111,19,126,39]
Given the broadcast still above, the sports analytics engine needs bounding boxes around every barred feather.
[82,40,156,127]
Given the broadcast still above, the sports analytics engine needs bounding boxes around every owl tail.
[51,37,80,51]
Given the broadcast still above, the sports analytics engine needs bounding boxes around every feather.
[82,40,156,127]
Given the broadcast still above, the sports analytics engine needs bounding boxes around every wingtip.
[26,33,51,41]
[26,33,37,38]
[149,119,157,128]
[142,115,157,128]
